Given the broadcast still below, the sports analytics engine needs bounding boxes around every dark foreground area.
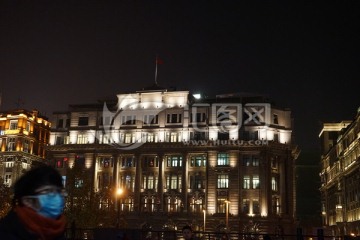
[65,228,360,240]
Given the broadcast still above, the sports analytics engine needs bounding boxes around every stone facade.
[47,87,300,234]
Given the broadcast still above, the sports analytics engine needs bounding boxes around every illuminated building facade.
[46,87,300,234]
[0,109,51,186]
[319,108,360,237]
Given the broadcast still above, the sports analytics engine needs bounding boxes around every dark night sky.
[1,1,359,153]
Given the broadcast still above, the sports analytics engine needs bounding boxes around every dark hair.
[13,165,63,205]
[182,225,192,232]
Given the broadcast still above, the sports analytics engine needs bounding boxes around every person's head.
[13,164,66,219]
[182,225,193,240]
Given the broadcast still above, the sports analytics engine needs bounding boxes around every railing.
[64,228,360,240]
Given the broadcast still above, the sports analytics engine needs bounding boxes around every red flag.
[156,56,164,65]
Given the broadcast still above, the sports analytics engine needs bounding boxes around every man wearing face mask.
[0,165,67,240]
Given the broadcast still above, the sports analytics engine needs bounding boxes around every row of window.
[98,173,269,191]
[95,172,278,192]
[54,153,268,169]
[58,113,281,128]
[2,137,31,152]
[53,129,264,146]
[100,195,278,215]
[6,120,31,131]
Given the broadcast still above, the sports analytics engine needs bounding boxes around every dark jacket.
[0,210,66,240]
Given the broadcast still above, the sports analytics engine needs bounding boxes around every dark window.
[167,114,181,123]
[55,136,64,145]
[190,132,206,140]
[273,114,279,124]
[57,119,64,128]
[190,175,204,189]
[74,155,85,168]
[78,117,89,126]
[66,119,70,127]
[218,132,229,140]
[171,114,177,123]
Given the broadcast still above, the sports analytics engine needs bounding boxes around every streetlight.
[203,209,206,232]
[116,188,123,228]
[225,200,230,230]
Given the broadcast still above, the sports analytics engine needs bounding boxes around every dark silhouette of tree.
[63,164,115,228]
[0,177,12,218]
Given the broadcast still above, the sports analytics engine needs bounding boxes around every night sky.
[1,1,359,153]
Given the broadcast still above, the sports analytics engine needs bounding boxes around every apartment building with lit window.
[46,86,300,235]
[319,108,360,237]
[0,109,51,186]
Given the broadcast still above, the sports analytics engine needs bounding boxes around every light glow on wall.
[87,130,96,143]
[279,130,291,144]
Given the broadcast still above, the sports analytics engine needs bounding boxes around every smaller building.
[0,109,51,186]
[319,107,360,237]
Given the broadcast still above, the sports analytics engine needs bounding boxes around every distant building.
[46,86,300,235]
[319,107,360,237]
[0,109,51,186]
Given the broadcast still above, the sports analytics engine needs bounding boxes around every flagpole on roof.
[155,55,158,85]
[155,55,164,85]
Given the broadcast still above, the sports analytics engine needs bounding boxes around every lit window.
[243,176,250,189]
[166,174,181,190]
[217,198,227,213]
[217,153,229,166]
[9,120,18,130]
[189,196,204,213]
[252,175,260,189]
[166,156,182,167]
[143,175,157,190]
[26,121,31,132]
[120,174,135,191]
[146,133,156,142]
[77,134,88,144]
[190,155,206,167]
[170,132,179,142]
[124,133,135,143]
[243,155,259,166]
[5,174,12,186]
[166,196,181,213]
[142,196,156,212]
[7,138,16,151]
[23,139,30,153]
[271,177,278,191]
[252,157,259,166]
[217,174,229,188]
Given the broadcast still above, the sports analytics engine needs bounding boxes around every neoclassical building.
[319,108,360,237]
[0,109,51,186]
[46,86,300,235]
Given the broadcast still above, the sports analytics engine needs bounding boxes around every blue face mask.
[35,193,65,219]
